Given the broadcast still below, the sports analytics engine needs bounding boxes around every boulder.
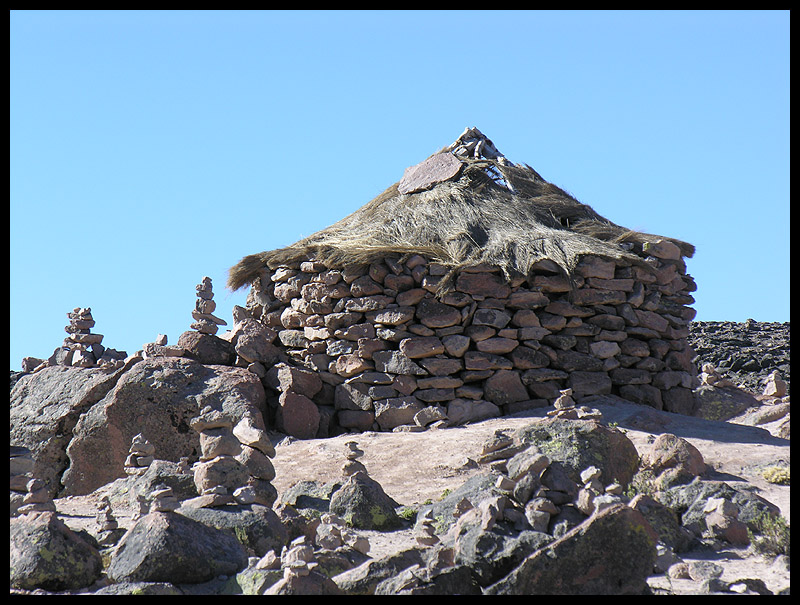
[177,504,289,557]
[264,568,345,595]
[485,504,658,595]
[177,331,237,366]
[658,479,781,536]
[61,358,266,496]
[333,548,425,595]
[641,432,706,489]
[329,471,404,530]
[375,563,481,595]
[10,362,133,497]
[513,418,640,487]
[276,391,320,439]
[692,384,760,421]
[107,511,248,584]
[415,472,505,536]
[10,511,103,591]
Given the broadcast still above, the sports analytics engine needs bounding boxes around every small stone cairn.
[185,406,277,508]
[311,511,370,555]
[191,277,227,336]
[124,433,155,476]
[341,441,367,476]
[131,493,149,521]
[415,510,440,546]
[64,306,103,367]
[546,388,603,421]
[17,477,57,514]
[95,495,125,546]
[575,465,624,515]
[149,485,180,512]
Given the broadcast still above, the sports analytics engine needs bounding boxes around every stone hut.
[228,128,698,437]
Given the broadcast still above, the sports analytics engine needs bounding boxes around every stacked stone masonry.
[241,244,698,437]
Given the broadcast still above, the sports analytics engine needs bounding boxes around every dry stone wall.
[240,241,697,438]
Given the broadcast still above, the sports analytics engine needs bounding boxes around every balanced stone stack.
[149,485,180,512]
[21,307,127,372]
[241,246,698,437]
[415,511,440,546]
[123,434,155,475]
[186,407,277,508]
[341,441,366,476]
[64,306,103,367]
[191,276,227,335]
[95,495,125,546]
[17,477,57,514]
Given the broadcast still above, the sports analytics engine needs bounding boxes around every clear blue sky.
[10,10,790,370]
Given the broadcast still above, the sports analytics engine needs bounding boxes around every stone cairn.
[124,433,155,476]
[545,388,603,421]
[149,485,180,512]
[21,306,126,372]
[192,276,227,335]
[95,495,125,546]
[415,510,440,546]
[435,432,631,541]
[341,441,366,476]
[131,493,149,521]
[185,406,277,509]
[17,477,57,514]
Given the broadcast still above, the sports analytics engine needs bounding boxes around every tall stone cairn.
[64,307,103,367]
[184,407,278,509]
[191,277,227,336]
[22,307,127,372]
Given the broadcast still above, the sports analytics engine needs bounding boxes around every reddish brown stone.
[396,288,428,306]
[574,256,617,279]
[507,290,550,309]
[415,298,462,328]
[349,275,384,297]
[398,151,463,195]
[484,370,529,405]
[278,391,320,439]
[456,272,510,299]
[331,354,374,377]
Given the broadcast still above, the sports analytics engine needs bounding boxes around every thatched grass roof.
[228,136,694,292]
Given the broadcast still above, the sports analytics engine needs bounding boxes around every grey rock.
[485,504,657,595]
[177,330,237,365]
[10,511,103,591]
[329,471,404,530]
[107,511,248,584]
[177,504,288,557]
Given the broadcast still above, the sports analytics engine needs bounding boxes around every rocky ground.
[10,320,790,595]
[687,320,790,395]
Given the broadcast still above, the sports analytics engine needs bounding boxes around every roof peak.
[398,127,516,195]
[446,127,514,166]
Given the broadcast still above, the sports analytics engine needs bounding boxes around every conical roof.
[228,127,694,292]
